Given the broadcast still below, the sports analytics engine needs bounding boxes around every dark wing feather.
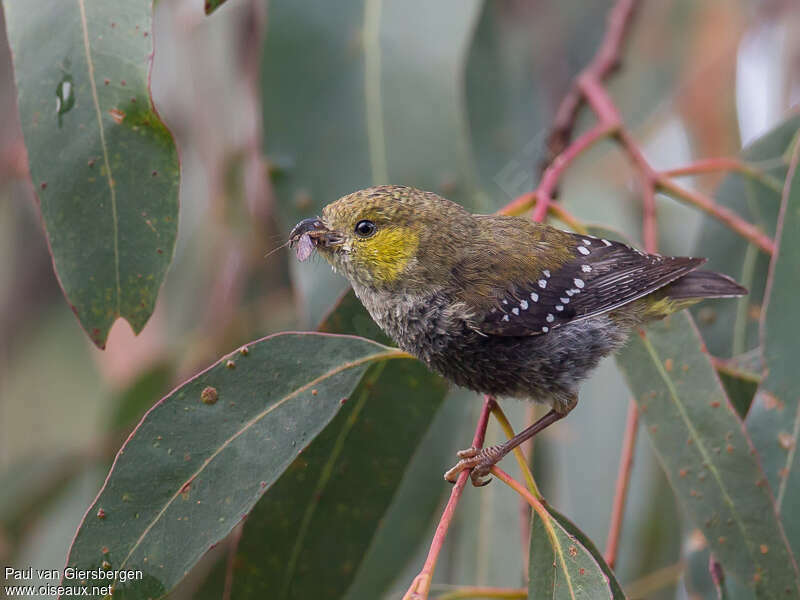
[479,234,705,336]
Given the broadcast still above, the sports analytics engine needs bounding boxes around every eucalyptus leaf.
[61,333,405,599]
[529,503,624,599]
[747,135,800,559]
[4,0,180,348]
[617,312,800,598]
[691,115,800,359]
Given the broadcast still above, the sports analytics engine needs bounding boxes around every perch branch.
[491,401,541,498]
[402,396,495,600]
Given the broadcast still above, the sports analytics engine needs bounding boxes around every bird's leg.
[444,396,577,487]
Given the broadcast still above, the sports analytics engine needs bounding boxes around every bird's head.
[289,185,472,291]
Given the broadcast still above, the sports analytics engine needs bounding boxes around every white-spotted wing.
[480,235,705,336]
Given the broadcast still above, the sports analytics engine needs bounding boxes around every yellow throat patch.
[357,226,419,283]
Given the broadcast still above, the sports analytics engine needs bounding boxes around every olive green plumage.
[290,185,746,412]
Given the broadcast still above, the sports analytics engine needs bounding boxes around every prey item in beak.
[289,217,339,262]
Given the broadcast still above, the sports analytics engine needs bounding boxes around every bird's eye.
[354,220,377,238]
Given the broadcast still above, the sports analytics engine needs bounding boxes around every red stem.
[403,396,496,600]
[531,122,618,222]
[546,0,641,162]
[661,157,749,178]
[604,401,639,569]
[657,177,775,254]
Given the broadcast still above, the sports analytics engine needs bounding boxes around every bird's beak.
[289,217,342,249]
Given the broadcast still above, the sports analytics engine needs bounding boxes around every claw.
[456,446,480,459]
[443,446,499,486]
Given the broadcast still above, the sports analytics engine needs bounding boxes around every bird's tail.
[664,270,748,300]
[641,270,747,320]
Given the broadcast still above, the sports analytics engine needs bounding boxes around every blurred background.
[1,0,799,598]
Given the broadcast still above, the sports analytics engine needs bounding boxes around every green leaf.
[691,116,800,359]
[747,136,800,559]
[616,312,800,597]
[61,332,405,599]
[204,0,229,15]
[0,453,84,546]
[106,361,174,434]
[4,0,179,348]
[718,370,759,421]
[220,290,450,598]
[466,2,612,206]
[529,503,624,599]
[231,359,449,599]
[683,531,755,600]
[261,0,484,324]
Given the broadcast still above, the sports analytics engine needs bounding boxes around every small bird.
[289,185,746,485]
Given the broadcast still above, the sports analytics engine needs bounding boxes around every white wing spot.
[512,308,520,315]
[578,246,590,255]
[602,239,612,246]
[543,269,551,278]
[574,278,585,289]
[582,239,592,245]
[560,297,569,304]
[502,314,509,322]
[546,313,555,322]
[542,326,549,333]
[538,279,547,289]
[502,299,508,305]
[520,300,529,310]
[531,292,539,302]
[581,264,592,273]
[566,289,575,297]
[556,305,564,311]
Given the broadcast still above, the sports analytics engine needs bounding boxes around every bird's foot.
[443,445,505,487]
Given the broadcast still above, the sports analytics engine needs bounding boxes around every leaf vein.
[77,0,120,315]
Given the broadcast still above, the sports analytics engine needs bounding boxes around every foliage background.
[0,0,799,598]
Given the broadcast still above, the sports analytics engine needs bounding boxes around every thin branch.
[660,158,783,194]
[624,561,685,599]
[402,396,496,600]
[532,122,619,222]
[641,177,658,254]
[709,355,762,383]
[490,467,549,522]
[491,402,541,498]
[604,401,639,569]
[498,194,589,235]
[433,586,526,600]
[498,192,538,217]
[657,177,775,254]
[545,0,641,163]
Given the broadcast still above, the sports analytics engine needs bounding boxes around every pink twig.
[657,177,775,254]
[403,396,496,600]
[604,401,639,568]
[546,0,641,162]
[661,157,750,178]
[531,122,619,222]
